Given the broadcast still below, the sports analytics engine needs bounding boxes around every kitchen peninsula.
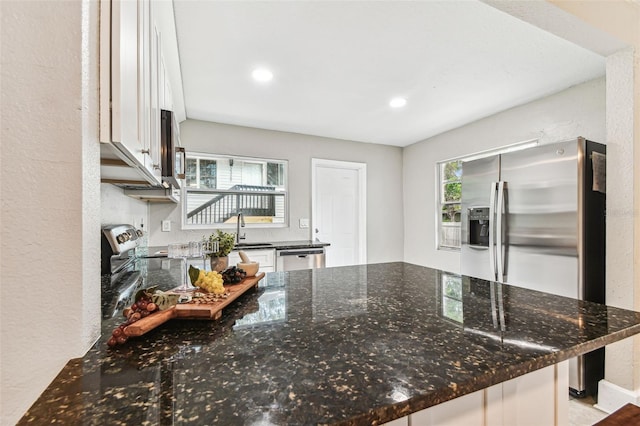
[19,263,640,425]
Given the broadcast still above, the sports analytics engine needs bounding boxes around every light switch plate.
[161,220,171,232]
[299,218,309,228]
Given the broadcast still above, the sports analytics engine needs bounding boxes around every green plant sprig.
[206,230,235,257]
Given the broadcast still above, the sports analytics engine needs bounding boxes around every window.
[267,162,285,186]
[186,157,217,189]
[183,153,288,229]
[438,160,462,249]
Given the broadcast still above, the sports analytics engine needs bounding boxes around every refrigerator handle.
[496,181,505,282]
[489,182,498,281]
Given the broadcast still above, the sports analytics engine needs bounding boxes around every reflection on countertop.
[21,262,640,425]
[143,240,330,257]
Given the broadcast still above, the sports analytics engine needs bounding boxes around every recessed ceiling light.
[389,97,407,108]
[252,68,273,82]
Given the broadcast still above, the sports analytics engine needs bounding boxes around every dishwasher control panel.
[276,248,326,271]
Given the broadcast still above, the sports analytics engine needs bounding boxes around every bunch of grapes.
[221,266,247,284]
[194,269,225,294]
[107,294,158,347]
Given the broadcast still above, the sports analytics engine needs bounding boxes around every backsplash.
[101,183,149,228]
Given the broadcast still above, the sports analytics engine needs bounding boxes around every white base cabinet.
[229,249,276,273]
[383,361,569,426]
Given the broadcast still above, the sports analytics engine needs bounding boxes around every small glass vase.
[210,256,229,273]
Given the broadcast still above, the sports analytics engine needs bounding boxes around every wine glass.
[168,242,202,292]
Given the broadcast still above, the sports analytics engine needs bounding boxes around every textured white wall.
[0,1,101,424]
[539,0,640,402]
[603,49,635,391]
[149,120,404,264]
[403,77,606,272]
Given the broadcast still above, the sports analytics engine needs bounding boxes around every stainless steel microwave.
[160,109,185,188]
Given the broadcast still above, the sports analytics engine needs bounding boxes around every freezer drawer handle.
[278,249,324,256]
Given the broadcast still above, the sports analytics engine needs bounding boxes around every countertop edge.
[345,323,640,425]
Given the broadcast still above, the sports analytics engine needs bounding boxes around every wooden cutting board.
[124,272,265,337]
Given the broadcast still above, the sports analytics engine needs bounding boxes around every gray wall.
[403,77,606,273]
[149,120,404,264]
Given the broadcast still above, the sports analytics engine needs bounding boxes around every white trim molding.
[595,380,640,414]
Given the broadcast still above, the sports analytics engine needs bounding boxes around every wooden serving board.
[124,272,265,337]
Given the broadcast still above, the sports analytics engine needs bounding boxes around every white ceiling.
[173,0,606,147]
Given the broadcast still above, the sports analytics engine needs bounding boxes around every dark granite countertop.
[20,262,640,425]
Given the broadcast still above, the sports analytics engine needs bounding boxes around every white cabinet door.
[395,362,569,426]
[229,249,275,273]
[110,0,143,164]
[147,9,162,182]
[410,390,484,426]
[501,365,557,426]
[485,364,567,426]
[159,54,173,110]
[100,0,162,185]
[382,417,408,426]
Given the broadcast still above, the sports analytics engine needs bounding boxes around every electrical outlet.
[299,218,310,229]
[161,220,171,232]
[161,259,171,270]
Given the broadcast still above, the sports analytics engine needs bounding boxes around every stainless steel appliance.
[101,224,142,274]
[461,137,606,397]
[277,248,326,271]
[160,109,185,188]
[115,110,185,202]
[101,224,144,318]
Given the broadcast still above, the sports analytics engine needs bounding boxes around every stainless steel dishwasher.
[276,247,326,271]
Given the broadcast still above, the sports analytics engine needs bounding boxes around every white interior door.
[312,159,366,267]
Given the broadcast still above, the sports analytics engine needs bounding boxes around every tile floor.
[569,397,608,426]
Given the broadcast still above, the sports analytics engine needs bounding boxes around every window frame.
[436,160,463,251]
[185,155,218,189]
[182,152,289,231]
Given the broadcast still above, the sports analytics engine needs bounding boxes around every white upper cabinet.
[147,5,162,183]
[160,54,174,111]
[100,0,165,185]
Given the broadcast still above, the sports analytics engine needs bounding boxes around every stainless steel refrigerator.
[461,137,606,397]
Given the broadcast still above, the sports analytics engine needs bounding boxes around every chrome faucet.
[236,212,246,244]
